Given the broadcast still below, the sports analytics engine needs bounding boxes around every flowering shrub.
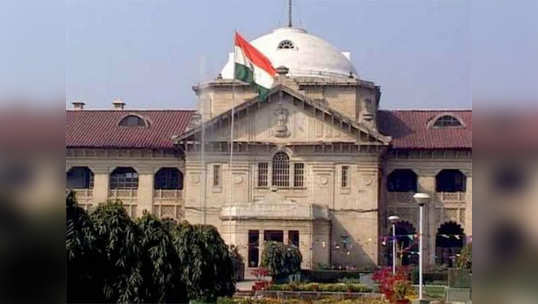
[372,267,411,303]
[251,267,271,291]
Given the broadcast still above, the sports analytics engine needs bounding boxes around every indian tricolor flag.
[234,32,277,99]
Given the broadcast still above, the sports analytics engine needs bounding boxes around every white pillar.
[137,167,155,216]
[92,166,110,204]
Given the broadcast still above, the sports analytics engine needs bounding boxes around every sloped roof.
[378,110,472,149]
[66,110,195,149]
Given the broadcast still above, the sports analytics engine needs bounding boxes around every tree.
[456,242,472,270]
[261,241,302,279]
[171,223,236,302]
[136,212,187,303]
[90,200,143,303]
[66,191,105,303]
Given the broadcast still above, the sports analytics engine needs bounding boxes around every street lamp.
[413,193,430,301]
[388,215,400,275]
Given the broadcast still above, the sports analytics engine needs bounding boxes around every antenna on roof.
[288,0,292,27]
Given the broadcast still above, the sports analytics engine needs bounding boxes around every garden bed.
[256,290,384,300]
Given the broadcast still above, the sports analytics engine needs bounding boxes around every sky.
[1,1,537,110]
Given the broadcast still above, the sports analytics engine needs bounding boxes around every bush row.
[217,297,386,304]
[301,270,363,283]
[267,283,372,293]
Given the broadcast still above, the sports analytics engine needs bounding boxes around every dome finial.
[288,0,292,27]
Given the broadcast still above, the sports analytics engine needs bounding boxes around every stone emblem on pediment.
[273,106,290,137]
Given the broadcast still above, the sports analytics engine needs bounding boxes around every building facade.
[66,27,472,273]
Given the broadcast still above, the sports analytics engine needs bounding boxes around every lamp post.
[388,215,400,275]
[413,193,430,302]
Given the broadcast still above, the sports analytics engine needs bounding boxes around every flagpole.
[229,30,236,207]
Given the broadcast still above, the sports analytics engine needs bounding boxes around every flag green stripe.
[256,85,270,101]
[234,63,254,83]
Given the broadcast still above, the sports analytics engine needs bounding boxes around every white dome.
[221,27,356,79]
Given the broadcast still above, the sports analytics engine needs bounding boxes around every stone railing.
[437,192,466,202]
[153,189,183,200]
[108,188,138,217]
[70,188,94,210]
[108,188,138,198]
[386,192,414,203]
[153,189,184,220]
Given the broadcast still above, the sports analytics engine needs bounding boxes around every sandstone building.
[66,27,472,273]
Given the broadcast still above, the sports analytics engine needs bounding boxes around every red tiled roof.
[378,110,472,149]
[66,110,195,149]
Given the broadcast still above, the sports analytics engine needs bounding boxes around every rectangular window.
[294,163,304,187]
[248,230,259,267]
[213,165,221,187]
[341,166,349,188]
[264,230,284,242]
[258,162,268,187]
[288,230,299,247]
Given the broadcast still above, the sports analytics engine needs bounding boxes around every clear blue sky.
[1,1,537,110]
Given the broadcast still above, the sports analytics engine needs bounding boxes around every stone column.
[137,166,155,216]
[283,229,289,245]
[92,166,110,204]
[463,171,472,237]
[258,230,264,267]
[416,169,437,267]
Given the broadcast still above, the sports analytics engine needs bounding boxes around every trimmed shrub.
[261,241,302,279]
[267,283,372,293]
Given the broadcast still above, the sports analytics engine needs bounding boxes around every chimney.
[112,99,125,110]
[72,100,85,110]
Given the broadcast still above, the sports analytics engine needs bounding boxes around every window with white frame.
[213,165,221,187]
[341,166,349,188]
[258,162,268,187]
[294,163,304,188]
[272,152,289,187]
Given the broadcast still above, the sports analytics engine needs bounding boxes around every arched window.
[385,221,418,266]
[272,152,289,187]
[387,169,417,192]
[66,167,94,189]
[110,167,138,189]
[432,115,462,128]
[436,222,465,266]
[277,40,294,49]
[436,169,466,192]
[154,168,183,190]
[119,115,147,127]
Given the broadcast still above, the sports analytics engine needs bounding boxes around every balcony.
[70,188,94,210]
[108,188,138,217]
[153,189,184,220]
[437,192,466,203]
[386,192,414,203]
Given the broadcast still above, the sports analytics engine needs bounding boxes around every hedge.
[268,283,372,293]
[301,270,363,283]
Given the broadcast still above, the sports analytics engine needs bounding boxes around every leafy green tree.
[171,223,236,302]
[261,241,302,279]
[456,242,472,270]
[66,191,105,303]
[91,200,143,303]
[136,212,187,303]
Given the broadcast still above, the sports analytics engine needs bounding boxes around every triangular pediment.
[174,85,391,146]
